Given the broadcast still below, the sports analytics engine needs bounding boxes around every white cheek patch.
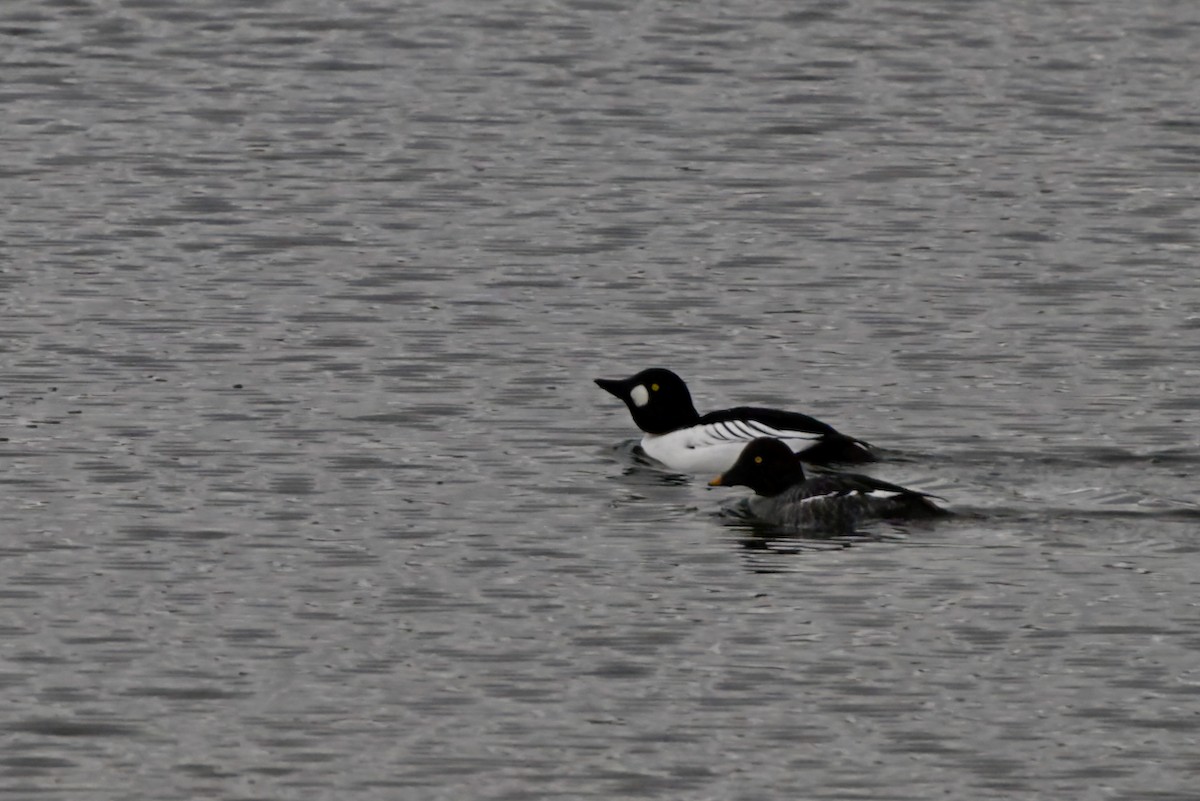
[630,384,650,407]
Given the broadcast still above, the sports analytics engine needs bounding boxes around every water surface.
[2,1,1199,798]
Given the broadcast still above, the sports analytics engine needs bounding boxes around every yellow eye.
[754,456,763,464]
[651,383,659,391]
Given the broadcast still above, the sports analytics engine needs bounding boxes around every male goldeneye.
[594,367,874,473]
[709,438,947,532]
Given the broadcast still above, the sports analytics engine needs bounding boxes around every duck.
[594,367,874,473]
[709,438,948,532]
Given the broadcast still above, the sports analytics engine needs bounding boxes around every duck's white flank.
[641,423,822,473]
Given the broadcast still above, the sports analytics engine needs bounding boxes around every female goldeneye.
[595,367,874,473]
[709,438,947,532]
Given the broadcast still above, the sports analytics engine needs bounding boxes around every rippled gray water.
[3,0,1199,798]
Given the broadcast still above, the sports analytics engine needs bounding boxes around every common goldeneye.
[709,438,947,532]
[594,367,874,473]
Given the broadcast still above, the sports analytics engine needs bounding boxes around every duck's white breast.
[640,431,748,473]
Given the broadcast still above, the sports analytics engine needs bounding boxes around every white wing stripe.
[693,423,738,445]
[775,427,821,442]
[693,420,825,446]
[746,420,778,437]
[739,417,822,442]
[732,421,757,439]
[802,489,888,505]
[797,491,840,506]
[741,418,819,441]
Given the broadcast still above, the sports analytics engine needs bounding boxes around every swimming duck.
[710,438,947,532]
[595,367,874,472]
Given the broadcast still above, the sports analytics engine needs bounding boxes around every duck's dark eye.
[754,456,762,464]
[651,383,659,391]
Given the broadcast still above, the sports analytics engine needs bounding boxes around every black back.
[700,406,838,436]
